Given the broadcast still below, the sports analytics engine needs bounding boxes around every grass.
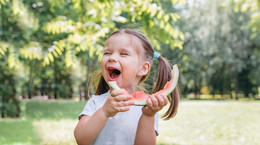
[0,101,86,145]
[157,101,260,145]
[25,101,86,120]
[0,100,260,145]
[0,120,41,144]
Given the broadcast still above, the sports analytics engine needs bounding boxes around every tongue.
[110,72,119,79]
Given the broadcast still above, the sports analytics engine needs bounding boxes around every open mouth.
[107,67,121,81]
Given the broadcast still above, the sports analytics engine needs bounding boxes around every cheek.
[101,59,107,75]
[101,57,107,67]
[122,60,140,75]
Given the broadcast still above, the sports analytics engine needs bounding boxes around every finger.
[162,95,169,105]
[116,100,135,107]
[114,95,132,102]
[150,95,159,107]
[146,97,153,107]
[155,94,165,107]
[116,107,130,112]
[111,89,125,97]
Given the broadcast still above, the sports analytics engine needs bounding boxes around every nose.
[108,53,118,63]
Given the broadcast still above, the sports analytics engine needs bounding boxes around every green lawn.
[0,101,86,145]
[0,100,260,145]
[156,101,260,145]
[0,120,41,144]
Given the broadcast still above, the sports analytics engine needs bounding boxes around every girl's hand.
[142,94,168,117]
[101,89,134,118]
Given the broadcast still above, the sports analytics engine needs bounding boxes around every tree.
[176,0,260,99]
[225,0,260,38]
[0,0,185,117]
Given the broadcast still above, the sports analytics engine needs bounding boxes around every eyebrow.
[118,47,130,52]
[104,47,130,52]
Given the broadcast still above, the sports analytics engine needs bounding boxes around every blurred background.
[0,0,259,144]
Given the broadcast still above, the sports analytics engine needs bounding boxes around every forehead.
[105,33,144,54]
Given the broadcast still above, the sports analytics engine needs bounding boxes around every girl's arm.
[74,89,134,145]
[134,94,168,145]
[74,108,108,145]
[134,114,156,145]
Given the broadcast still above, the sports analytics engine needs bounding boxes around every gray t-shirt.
[79,91,159,145]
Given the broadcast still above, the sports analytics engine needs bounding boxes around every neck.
[125,82,139,94]
[126,78,143,94]
[125,88,136,94]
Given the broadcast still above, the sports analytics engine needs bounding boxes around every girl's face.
[101,33,150,93]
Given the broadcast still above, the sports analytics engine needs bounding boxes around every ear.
[137,61,150,77]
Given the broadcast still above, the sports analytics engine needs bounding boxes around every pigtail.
[152,56,179,120]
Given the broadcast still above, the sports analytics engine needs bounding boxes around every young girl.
[74,29,179,145]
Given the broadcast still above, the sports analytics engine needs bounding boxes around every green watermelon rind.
[134,100,147,106]
[160,64,179,96]
[108,81,120,90]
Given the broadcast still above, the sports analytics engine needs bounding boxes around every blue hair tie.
[153,51,161,59]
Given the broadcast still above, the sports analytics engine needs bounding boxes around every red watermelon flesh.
[130,91,149,106]
[109,86,149,105]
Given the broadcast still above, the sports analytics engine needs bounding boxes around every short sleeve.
[78,97,96,120]
[78,92,109,120]
[155,113,159,136]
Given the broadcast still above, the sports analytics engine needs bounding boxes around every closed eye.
[103,52,111,55]
[120,52,128,56]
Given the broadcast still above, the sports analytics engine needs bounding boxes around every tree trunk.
[1,2,5,118]
[84,60,90,100]
[54,59,57,99]
[85,75,90,100]
[79,85,83,101]
[194,75,198,99]
[232,67,239,100]
[40,78,44,96]
[28,61,33,99]
[1,94,4,118]
[68,85,73,98]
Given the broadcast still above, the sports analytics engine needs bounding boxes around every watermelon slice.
[154,65,179,96]
[130,91,148,106]
[108,64,179,105]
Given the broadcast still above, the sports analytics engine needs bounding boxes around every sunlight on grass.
[1,100,260,145]
[33,119,78,145]
[156,101,260,145]
[0,119,41,145]
[26,101,86,120]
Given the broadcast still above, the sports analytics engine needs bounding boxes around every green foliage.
[0,42,19,68]
[223,0,260,38]
[0,42,7,56]
[12,0,39,40]
[0,0,9,9]
[0,43,21,117]
[19,42,42,60]
[0,63,20,117]
[40,0,184,67]
[176,0,260,98]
